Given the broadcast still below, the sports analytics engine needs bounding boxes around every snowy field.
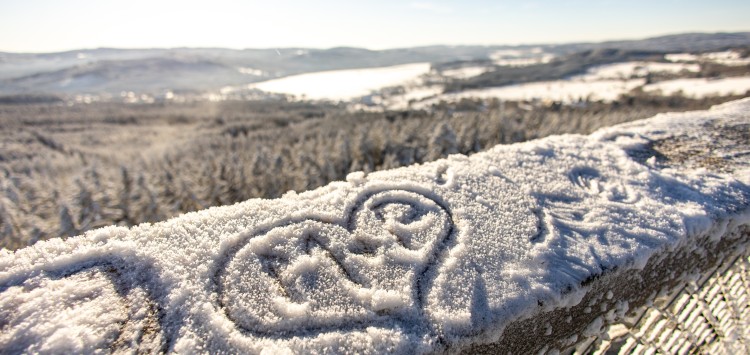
[414,79,647,107]
[572,62,700,81]
[429,48,555,83]
[666,50,750,66]
[439,66,490,79]
[1,99,748,353]
[247,63,431,100]
[239,47,561,104]
[643,76,750,98]
[405,60,749,108]
[490,47,555,67]
[232,48,749,109]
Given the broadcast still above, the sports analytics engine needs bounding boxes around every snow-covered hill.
[2,32,749,100]
[1,99,749,352]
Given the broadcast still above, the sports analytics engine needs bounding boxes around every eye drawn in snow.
[215,187,455,336]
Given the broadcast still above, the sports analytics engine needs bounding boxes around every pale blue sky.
[1,0,749,52]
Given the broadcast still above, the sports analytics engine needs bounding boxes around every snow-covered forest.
[0,92,744,250]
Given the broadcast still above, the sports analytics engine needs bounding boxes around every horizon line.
[2,30,748,55]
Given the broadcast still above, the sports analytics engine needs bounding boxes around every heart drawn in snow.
[215,187,456,336]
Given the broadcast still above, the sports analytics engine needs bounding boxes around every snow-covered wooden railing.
[1,99,749,353]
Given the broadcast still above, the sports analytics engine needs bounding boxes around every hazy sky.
[1,0,749,52]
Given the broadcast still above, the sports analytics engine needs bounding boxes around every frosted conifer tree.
[427,121,458,161]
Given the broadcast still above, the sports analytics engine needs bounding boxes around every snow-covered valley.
[228,48,749,111]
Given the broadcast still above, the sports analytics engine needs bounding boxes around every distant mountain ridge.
[1,32,748,96]
[574,32,750,52]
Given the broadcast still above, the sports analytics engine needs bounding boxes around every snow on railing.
[1,99,749,353]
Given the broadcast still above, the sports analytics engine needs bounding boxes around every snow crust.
[1,99,750,353]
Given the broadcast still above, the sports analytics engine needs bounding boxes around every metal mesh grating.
[573,254,750,355]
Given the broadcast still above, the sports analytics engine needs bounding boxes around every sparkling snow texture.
[1,99,750,353]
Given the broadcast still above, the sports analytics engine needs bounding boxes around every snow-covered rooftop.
[1,99,749,353]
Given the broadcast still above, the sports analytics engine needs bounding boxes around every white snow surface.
[412,71,749,108]
[643,76,750,98]
[2,99,750,353]
[440,66,491,79]
[413,61,712,107]
[666,50,750,66]
[573,62,700,81]
[237,67,266,76]
[416,79,646,106]
[248,63,431,101]
[492,55,555,67]
[489,48,555,67]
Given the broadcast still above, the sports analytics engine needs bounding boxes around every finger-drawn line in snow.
[435,164,453,186]
[530,165,637,244]
[568,166,602,194]
[214,186,457,337]
[0,258,168,353]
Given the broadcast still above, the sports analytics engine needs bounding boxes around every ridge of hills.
[1,32,749,96]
